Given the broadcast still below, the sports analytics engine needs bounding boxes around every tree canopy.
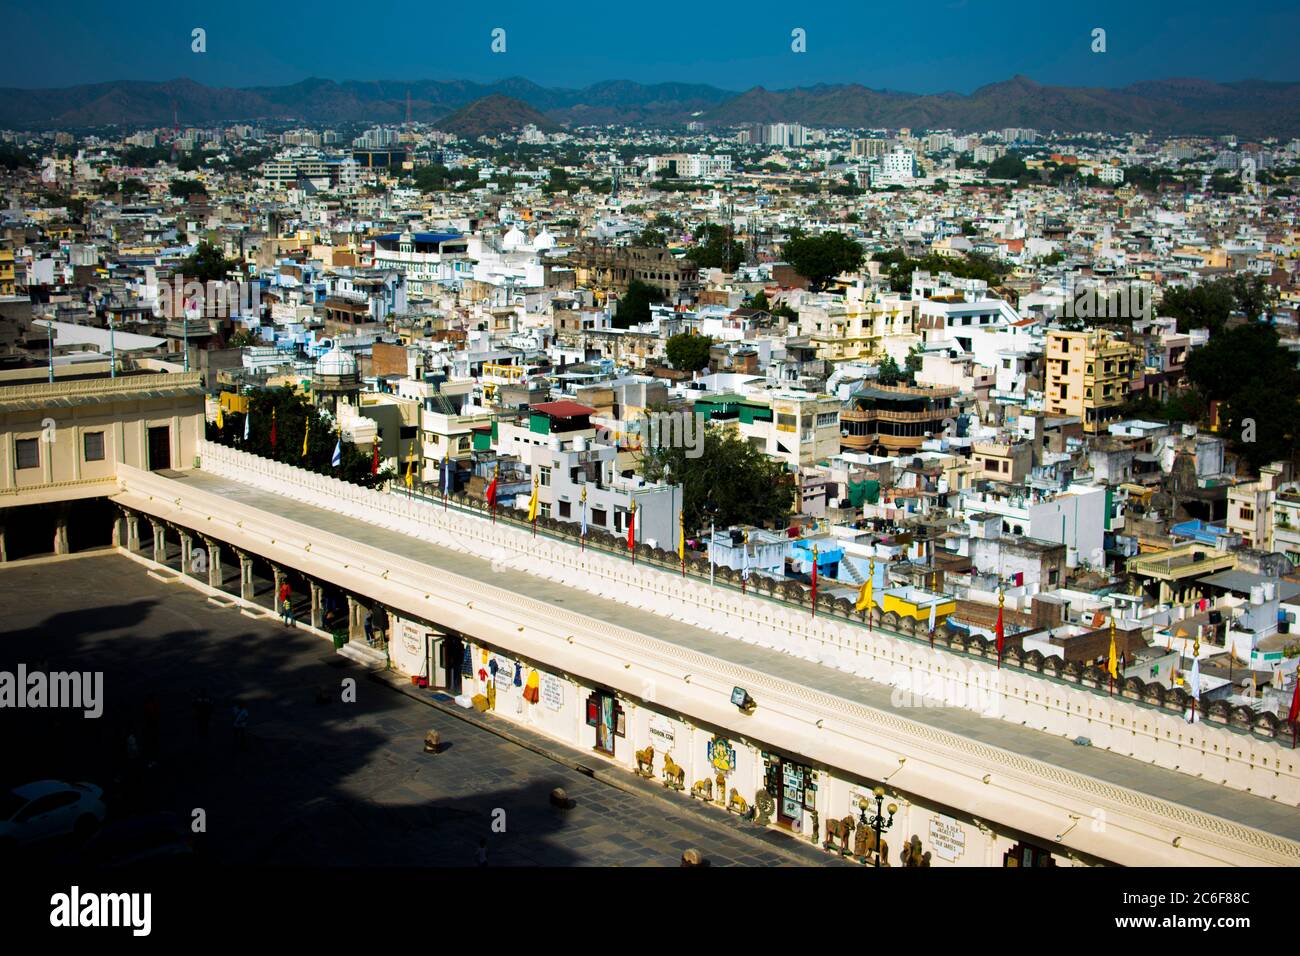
[206,386,394,488]
[783,231,864,291]
[1184,323,1300,470]
[665,333,712,372]
[613,279,665,329]
[638,424,794,532]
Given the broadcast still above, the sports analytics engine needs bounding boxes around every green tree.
[747,290,770,311]
[638,424,794,531]
[985,153,1027,180]
[169,178,206,200]
[783,231,864,291]
[614,279,665,328]
[1157,281,1237,335]
[207,386,395,488]
[876,355,903,385]
[181,240,237,284]
[1185,324,1300,469]
[637,227,667,248]
[687,224,744,271]
[665,333,712,372]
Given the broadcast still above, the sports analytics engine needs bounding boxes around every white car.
[0,780,107,849]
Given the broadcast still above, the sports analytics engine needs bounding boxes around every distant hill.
[700,75,1300,138]
[0,74,1298,136]
[432,95,559,137]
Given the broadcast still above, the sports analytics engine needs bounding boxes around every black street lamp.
[857,785,897,867]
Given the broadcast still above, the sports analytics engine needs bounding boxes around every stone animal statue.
[823,815,855,855]
[635,745,655,777]
[727,788,748,816]
[691,778,714,801]
[661,753,685,790]
[854,824,889,866]
[900,834,931,867]
[754,789,775,828]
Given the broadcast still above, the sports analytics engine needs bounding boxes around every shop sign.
[493,657,515,687]
[648,715,675,751]
[929,815,965,862]
[540,674,565,711]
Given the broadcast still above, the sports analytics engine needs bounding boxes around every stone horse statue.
[854,823,890,866]
[634,745,655,778]
[661,753,685,790]
[823,815,855,855]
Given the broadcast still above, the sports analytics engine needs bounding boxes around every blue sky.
[5,0,1298,91]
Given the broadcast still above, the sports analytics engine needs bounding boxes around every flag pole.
[679,508,685,577]
[531,475,539,538]
[741,529,748,595]
[811,543,818,619]
[868,558,874,631]
[708,522,715,586]
[996,588,1005,669]
[580,486,587,552]
[929,569,936,649]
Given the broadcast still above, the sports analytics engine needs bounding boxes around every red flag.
[995,598,1005,668]
[1289,673,1300,727]
[485,472,498,508]
[269,409,277,449]
[810,549,818,611]
[371,444,379,475]
[626,506,636,551]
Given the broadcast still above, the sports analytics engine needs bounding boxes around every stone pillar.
[310,582,323,630]
[347,596,361,642]
[126,514,140,552]
[204,539,222,590]
[112,510,125,548]
[180,532,193,577]
[52,504,69,556]
[237,551,254,602]
[149,520,166,565]
[0,521,6,563]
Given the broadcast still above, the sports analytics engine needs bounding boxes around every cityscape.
[0,1,1294,931]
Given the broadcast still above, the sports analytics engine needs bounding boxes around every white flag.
[331,440,341,468]
[928,600,937,633]
[243,409,250,441]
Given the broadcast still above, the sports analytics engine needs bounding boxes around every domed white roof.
[532,228,555,251]
[502,224,527,250]
[315,345,357,377]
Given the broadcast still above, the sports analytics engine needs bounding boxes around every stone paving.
[0,552,847,867]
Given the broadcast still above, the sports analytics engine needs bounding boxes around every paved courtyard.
[0,552,840,867]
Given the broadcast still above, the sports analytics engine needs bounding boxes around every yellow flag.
[1107,621,1119,679]
[527,477,539,521]
[301,418,309,458]
[404,453,414,489]
[855,560,874,612]
[678,512,685,561]
[216,405,224,431]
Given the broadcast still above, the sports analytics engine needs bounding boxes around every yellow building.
[0,246,14,296]
[1044,329,1139,434]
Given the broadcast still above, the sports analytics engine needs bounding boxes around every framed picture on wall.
[615,710,626,737]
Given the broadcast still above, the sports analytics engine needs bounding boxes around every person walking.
[278,580,293,627]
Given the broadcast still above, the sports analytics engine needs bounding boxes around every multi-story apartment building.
[797,292,914,361]
[1044,329,1139,435]
[1227,462,1293,551]
[369,231,471,298]
[841,382,958,456]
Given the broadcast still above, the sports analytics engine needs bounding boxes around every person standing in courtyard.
[279,580,293,627]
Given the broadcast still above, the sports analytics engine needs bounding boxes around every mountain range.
[2,74,1299,137]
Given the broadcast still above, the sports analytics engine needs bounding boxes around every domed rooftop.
[315,345,358,378]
